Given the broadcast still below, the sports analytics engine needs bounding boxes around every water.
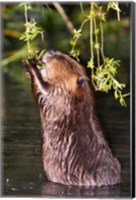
[2,74,130,197]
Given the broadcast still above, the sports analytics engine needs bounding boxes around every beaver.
[25,50,121,186]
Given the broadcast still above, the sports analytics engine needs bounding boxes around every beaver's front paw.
[27,55,38,67]
[22,55,38,69]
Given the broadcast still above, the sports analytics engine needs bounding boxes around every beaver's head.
[40,50,89,92]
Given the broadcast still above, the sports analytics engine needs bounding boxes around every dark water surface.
[2,74,131,197]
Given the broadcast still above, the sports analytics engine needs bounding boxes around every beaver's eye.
[76,76,89,86]
[77,77,86,85]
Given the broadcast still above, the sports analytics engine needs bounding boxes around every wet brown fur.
[25,50,121,186]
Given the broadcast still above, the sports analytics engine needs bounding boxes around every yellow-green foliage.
[70,2,129,106]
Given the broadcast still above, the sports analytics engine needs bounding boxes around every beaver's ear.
[76,76,89,86]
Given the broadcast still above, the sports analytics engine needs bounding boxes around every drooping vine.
[70,2,129,106]
[19,3,45,66]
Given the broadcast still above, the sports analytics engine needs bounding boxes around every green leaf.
[114,90,119,99]
[70,39,76,46]
[94,43,100,49]
[94,28,99,35]
[119,97,127,107]
[38,49,46,60]
[122,93,130,98]
[73,29,82,39]
[20,33,26,40]
[87,59,94,69]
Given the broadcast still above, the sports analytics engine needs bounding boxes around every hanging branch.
[69,2,129,106]
[100,20,105,63]
[93,16,100,67]
[19,3,44,59]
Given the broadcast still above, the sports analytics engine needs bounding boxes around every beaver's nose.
[42,50,60,64]
[42,50,55,63]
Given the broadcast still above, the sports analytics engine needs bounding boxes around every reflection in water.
[41,181,121,197]
[3,75,130,197]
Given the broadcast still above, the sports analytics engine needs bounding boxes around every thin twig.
[90,3,96,90]
[116,2,120,21]
[43,3,52,11]
[80,3,84,13]
[53,2,75,34]
[90,3,93,60]
[24,4,31,54]
[100,21,105,63]
[93,17,100,67]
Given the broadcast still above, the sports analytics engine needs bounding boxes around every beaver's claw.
[22,56,38,69]
[22,59,28,67]
[27,56,38,67]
